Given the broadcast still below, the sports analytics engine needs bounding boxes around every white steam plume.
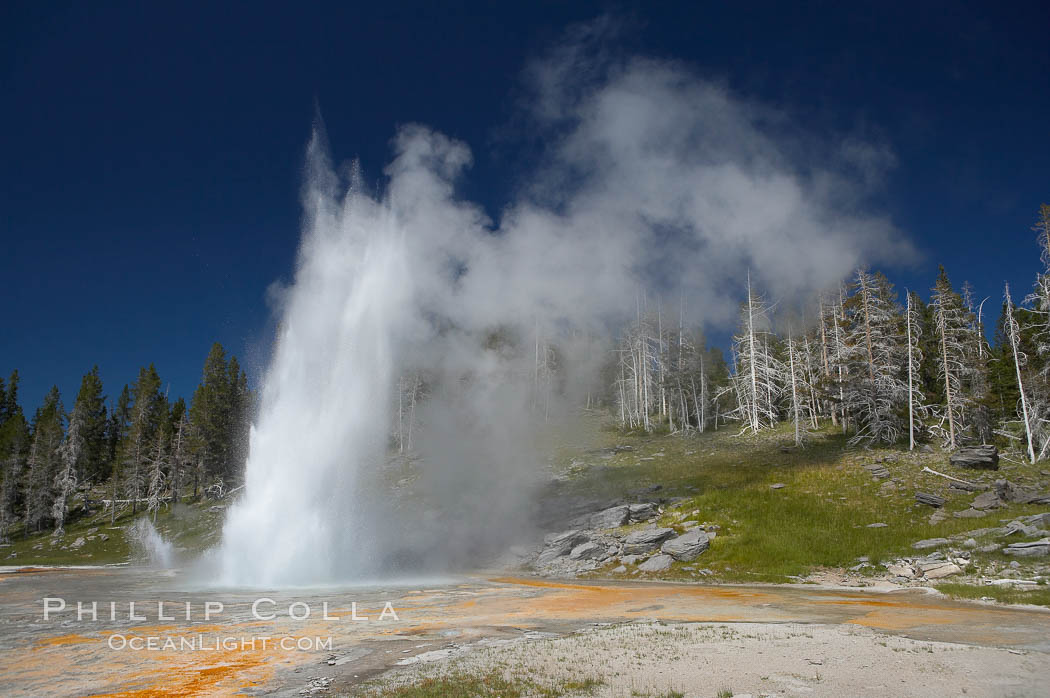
[215,22,911,586]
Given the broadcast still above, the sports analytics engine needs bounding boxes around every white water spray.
[217,147,411,586]
[130,518,175,569]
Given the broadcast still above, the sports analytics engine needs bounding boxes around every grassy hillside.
[1,496,226,567]
[549,415,1050,601]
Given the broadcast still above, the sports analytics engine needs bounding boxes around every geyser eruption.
[218,145,412,586]
[216,22,912,586]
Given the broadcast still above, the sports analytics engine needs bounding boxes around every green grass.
[359,670,604,697]
[936,582,1050,608]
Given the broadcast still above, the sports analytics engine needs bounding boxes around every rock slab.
[638,554,674,572]
[589,505,630,529]
[916,492,946,508]
[949,445,999,470]
[538,530,587,564]
[1003,540,1050,557]
[569,541,603,560]
[622,527,675,554]
[661,529,711,561]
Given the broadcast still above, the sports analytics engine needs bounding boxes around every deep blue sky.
[2,1,1048,412]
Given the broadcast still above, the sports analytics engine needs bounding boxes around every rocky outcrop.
[538,530,587,564]
[660,529,710,561]
[949,445,999,470]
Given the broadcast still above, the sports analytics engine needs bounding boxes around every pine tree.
[106,384,131,524]
[842,270,908,445]
[1022,204,1050,459]
[190,343,235,480]
[24,387,63,533]
[0,407,29,542]
[52,398,85,535]
[123,366,164,515]
[987,301,1022,424]
[0,370,20,425]
[169,410,192,509]
[72,367,108,483]
[145,426,169,522]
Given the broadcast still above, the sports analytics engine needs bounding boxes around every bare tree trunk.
[939,304,957,450]
[819,296,837,426]
[906,293,916,451]
[860,273,876,384]
[836,285,848,434]
[746,273,760,432]
[407,376,419,452]
[804,336,819,428]
[789,335,802,446]
[1005,284,1036,463]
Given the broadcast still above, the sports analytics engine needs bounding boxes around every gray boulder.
[638,554,674,572]
[949,445,999,470]
[971,491,1002,510]
[661,529,711,561]
[569,541,603,560]
[589,505,630,529]
[628,503,659,522]
[622,527,675,554]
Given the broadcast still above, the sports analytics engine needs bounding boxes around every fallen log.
[921,466,979,490]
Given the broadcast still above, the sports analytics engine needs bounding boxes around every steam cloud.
[214,22,912,586]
